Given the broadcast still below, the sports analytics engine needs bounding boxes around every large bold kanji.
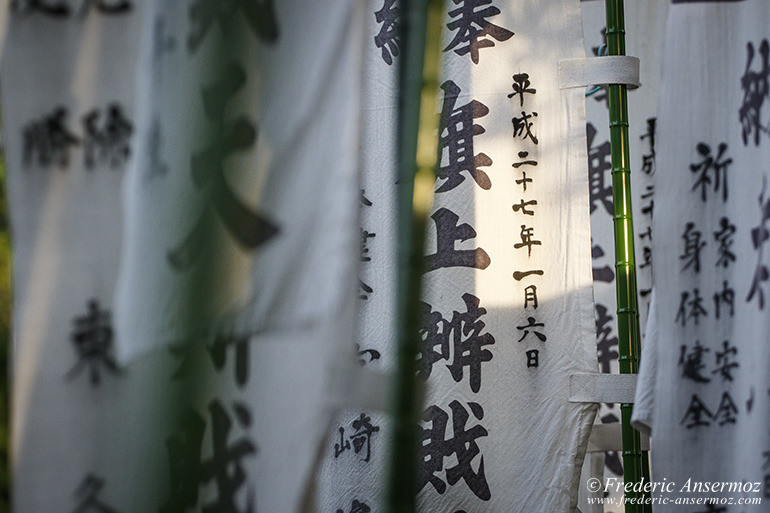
[419,401,490,500]
[436,80,492,193]
[418,294,495,393]
[424,208,490,272]
[443,0,513,64]
[168,63,279,270]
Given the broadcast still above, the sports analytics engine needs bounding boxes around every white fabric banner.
[114,1,362,364]
[4,1,364,512]
[579,0,668,507]
[2,2,164,511]
[321,1,598,512]
[632,0,770,510]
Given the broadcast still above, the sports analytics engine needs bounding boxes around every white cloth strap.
[558,56,640,89]
[586,423,650,453]
[569,373,638,404]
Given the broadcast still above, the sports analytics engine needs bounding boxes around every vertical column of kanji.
[316,2,399,512]
[0,1,158,512]
[152,1,366,513]
[579,0,668,504]
[416,0,596,512]
[634,1,770,511]
[151,4,278,512]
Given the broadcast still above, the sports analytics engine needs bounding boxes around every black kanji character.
[640,185,654,218]
[188,0,279,53]
[443,0,513,64]
[713,280,735,319]
[639,246,652,269]
[374,0,399,65]
[678,340,710,383]
[82,104,133,169]
[70,474,121,513]
[419,294,494,393]
[424,208,490,272]
[66,299,120,385]
[168,63,279,270]
[359,280,374,300]
[22,106,80,169]
[436,80,492,193]
[524,285,537,309]
[508,73,536,106]
[516,316,546,343]
[713,217,736,268]
[586,123,613,215]
[161,409,206,513]
[512,150,537,169]
[207,335,250,388]
[361,229,376,262]
[674,289,708,326]
[515,171,532,192]
[512,269,543,281]
[512,198,537,216]
[739,39,770,146]
[360,189,373,207]
[419,401,490,500]
[350,413,380,462]
[525,349,538,368]
[356,344,381,366]
[713,340,739,382]
[639,117,656,175]
[591,243,614,283]
[595,304,618,374]
[681,394,713,429]
[747,178,770,309]
[514,225,541,257]
[445,294,495,393]
[690,142,732,202]
[714,392,738,426]
[511,111,538,145]
[201,401,257,513]
[680,222,706,273]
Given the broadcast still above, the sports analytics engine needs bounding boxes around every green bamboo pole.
[388,0,443,511]
[603,1,651,512]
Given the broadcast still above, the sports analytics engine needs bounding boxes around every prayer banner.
[321,1,598,511]
[579,0,668,508]
[4,1,364,512]
[632,0,770,510]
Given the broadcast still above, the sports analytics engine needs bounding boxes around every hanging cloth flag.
[316,0,400,511]
[632,0,770,510]
[1,2,168,511]
[321,0,598,511]
[579,0,668,506]
[4,0,365,512]
[115,0,366,512]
